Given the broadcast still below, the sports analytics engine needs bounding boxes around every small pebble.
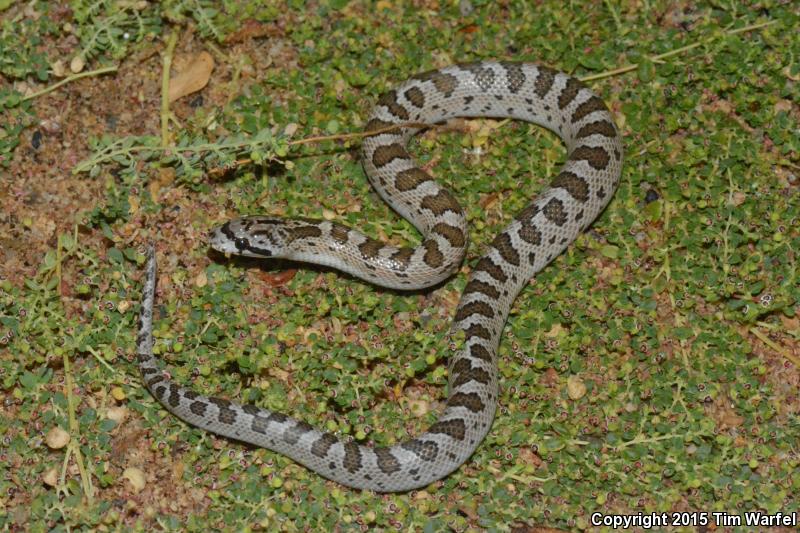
[42,468,59,487]
[566,375,587,400]
[106,406,128,425]
[45,427,70,449]
[70,55,85,73]
[122,467,146,492]
[644,189,660,204]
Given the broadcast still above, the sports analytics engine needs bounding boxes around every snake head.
[209,216,290,258]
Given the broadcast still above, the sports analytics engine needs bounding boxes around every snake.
[136,61,623,492]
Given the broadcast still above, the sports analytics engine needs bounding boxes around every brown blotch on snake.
[311,433,338,459]
[420,189,463,216]
[572,95,607,123]
[394,168,432,191]
[557,77,584,110]
[542,198,568,227]
[500,61,526,93]
[413,70,459,98]
[454,300,495,322]
[422,240,445,268]
[432,222,466,248]
[473,256,508,283]
[534,66,557,97]
[491,232,521,267]
[576,120,617,139]
[404,86,426,108]
[401,439,439,461]
[447,392,486,413]
[428,419,467,441]
[552,171,590,202]
[463,279,501,300]
[358,237,385,260]
[329,223,350,245]
[569,145,611,170]
[377,90,410,120]
[374,447,402,474]
[343,442,363,474]
[372,143,410,167]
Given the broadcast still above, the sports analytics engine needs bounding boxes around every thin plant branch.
[580,19,778,82]
[161,30,179,147]
[22,65,119,101]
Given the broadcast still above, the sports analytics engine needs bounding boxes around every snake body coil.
[137,61,623,492]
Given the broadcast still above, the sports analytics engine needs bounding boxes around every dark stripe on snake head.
[420,189,462,216]
[343,442,363,474]
[394,168,432,191]
[404,86,425,108]
[543,198,567,226]
[447,392,485,413]
[374,447,402,474]
[428,419,467,440]
[499,62,525,93]
[372,143,411,167]
[311,433,338,458]
[552,171,590,202]
[377,90,410,120]
[569,146,610,170]
[401,439,438,461]
[455,301,495,321]
[491,232,520,266]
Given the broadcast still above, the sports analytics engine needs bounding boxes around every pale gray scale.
[142,61,623,492]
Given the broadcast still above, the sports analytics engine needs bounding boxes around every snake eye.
[234,237,247,250]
